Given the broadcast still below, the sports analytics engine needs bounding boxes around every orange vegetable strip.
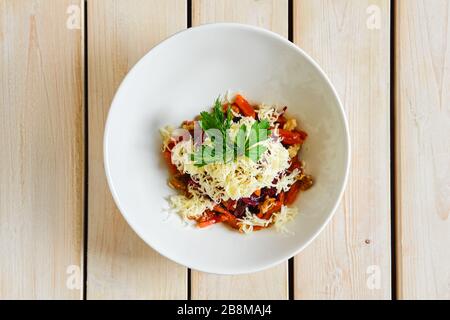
[213,205,236,219]
[288,156,302,172]
[198,219,217,228]
[217,214,229,222]
[213,205,230,215]
[225,218,240,229]
[197,210,215,222]
[162,150,178,174]
[278,192,285,204]
[234,94,256,118]
[278,129,308,145]
[276,115,287,126]
[263,201,282,220]
[222,199,236,211]
[285,181,301,205]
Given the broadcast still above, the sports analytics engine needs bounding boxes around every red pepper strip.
[253,226,264,231]
[263,201,282,220]
[234,94,256,118]
[197,210,215,222]
[214,205,240,229]
[167,141,175,151]
[226,219,240,229]
[222,103,240,114]
[162,150,178,174]
[213,205,229,215]
[198,219,217,228]
[168,176,187,192]
[278,129,308,145]
[278,192,285,204]
[285,181,302,205]
[276,115,287,126]
[288,157,302,173]
[217,214,229,222]
[221,200,236,211]
[298,130,308,140]
[213,205,237,224]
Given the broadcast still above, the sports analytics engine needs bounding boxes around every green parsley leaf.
[193,96,271,166]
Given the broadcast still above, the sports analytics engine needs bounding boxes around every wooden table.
[1,0,449,300]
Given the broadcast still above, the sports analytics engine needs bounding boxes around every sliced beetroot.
[233,200,247,218]
[248,206,259,214]
[241,197,258,206]
[241,193,262,206]
[262,187,277,198]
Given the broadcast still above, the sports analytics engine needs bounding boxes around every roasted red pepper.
[198,219,217,228]
[285,181,302,205]
[162,150,178,174]
[278,129,308,145]
[288,156,302,173]
[234,94,256,118]
[263,201,282,220]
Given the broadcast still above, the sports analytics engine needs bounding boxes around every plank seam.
[288,0,294,43]
[288,0,294,301]
[187,0,192,301]
[390,0,397,301]
[187,0,192,28]
[82,0,89,300]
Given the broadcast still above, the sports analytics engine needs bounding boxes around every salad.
[160,94,313,233]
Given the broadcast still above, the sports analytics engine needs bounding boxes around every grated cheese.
[275,168,301,194]
[257,104,283,127]
[163,103,306,233]
[272,205,298,233]
[237,208,272,234]
[237,205,298,234]
[168,187,214,220]
[170,134,293,203]
[159,125,175,151]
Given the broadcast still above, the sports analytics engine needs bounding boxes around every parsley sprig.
[191,97,271,167]
[199,98,232,135]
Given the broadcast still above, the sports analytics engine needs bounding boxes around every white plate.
[104,23,350,275]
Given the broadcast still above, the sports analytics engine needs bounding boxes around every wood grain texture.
[87,0,187,299]
[396,0,450,300]
[192,0,287,35]
[0,0,83,299]
[293,0,391,299]
[191,0,289,300]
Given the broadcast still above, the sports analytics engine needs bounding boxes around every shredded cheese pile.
[169,186,214,220]
[256,104,283,127]
[160,125,174,151]
[237,205,298,234]
[238,208,272,233]
[170,133,298,203]
[272,205,298,233]
[162,104,302,233]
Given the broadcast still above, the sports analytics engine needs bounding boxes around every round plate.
[104,23,350,275]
